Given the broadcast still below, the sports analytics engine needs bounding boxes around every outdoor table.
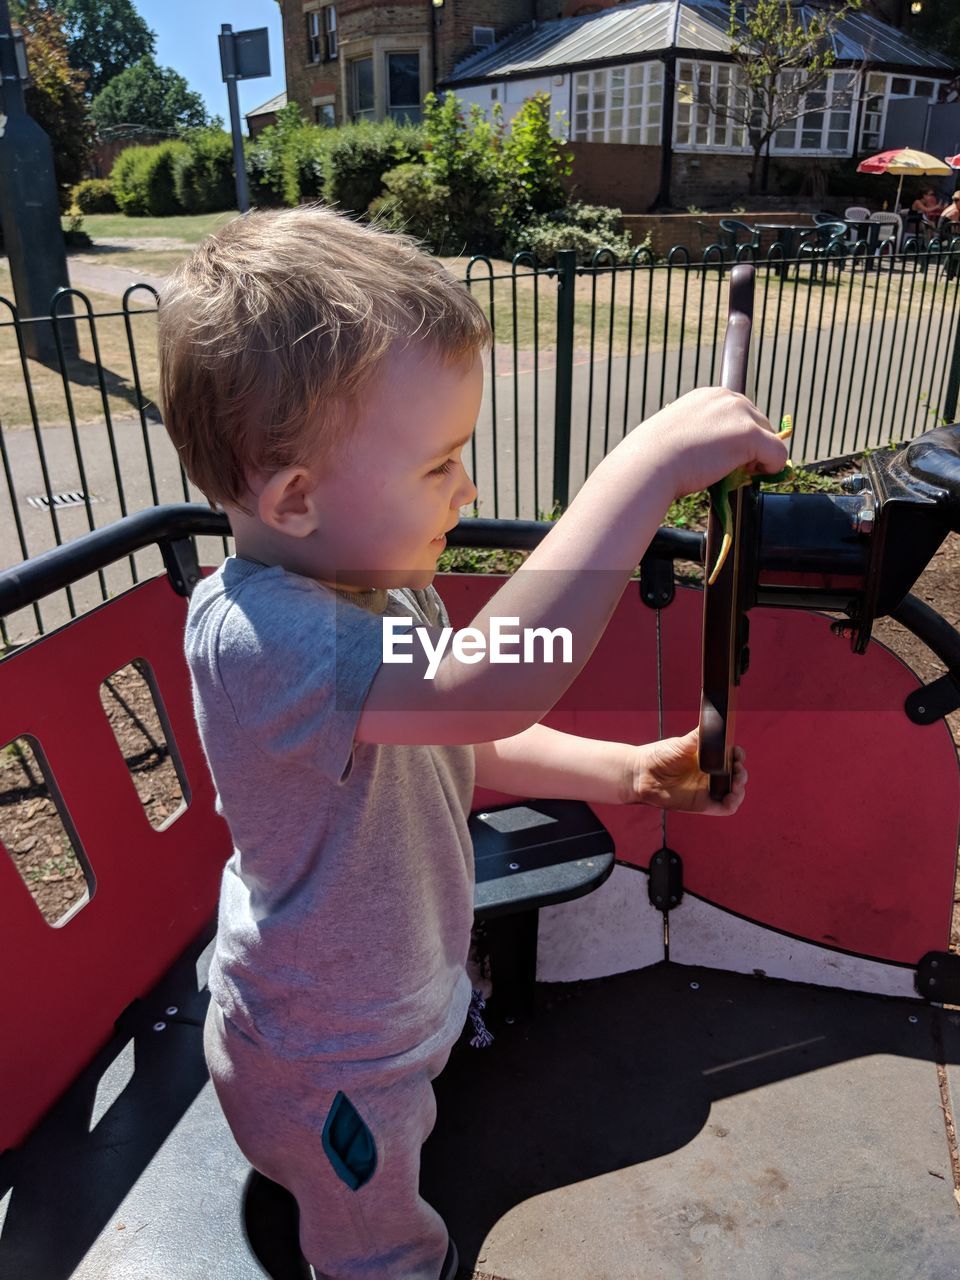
[749,222,817,275]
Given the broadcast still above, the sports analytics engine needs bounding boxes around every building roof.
[444,0,953,85]
[245,90,287,120]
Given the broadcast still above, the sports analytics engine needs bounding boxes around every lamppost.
[0,0,76,362]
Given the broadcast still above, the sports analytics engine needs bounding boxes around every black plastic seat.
[470,798,615,920]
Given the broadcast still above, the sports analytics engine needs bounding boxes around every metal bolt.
[690,981,700,990]
[670,895,677,905]
[931,959,938,968]
[508,861,520,871]
[165,1006,178,1016]
[841,473,867,494]
[917,706,926,716]
[854,497,876,536]
[908,1014,919,1023]
[670,856,678,865]
[153,1021,167,1032]
[660,591,670,601]
[929,978,937,986]
[655,895,664,904]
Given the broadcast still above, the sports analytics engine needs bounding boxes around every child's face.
[307,344,482,592]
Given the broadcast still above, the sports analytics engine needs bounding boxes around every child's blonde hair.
[158,205,491,509]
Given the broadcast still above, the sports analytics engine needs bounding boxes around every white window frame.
[324,6,337,60]
[674,60,750,151]
[306,10,322,65]
[770,69,858,157]
[858,72,947,151]
[571,62,664,146]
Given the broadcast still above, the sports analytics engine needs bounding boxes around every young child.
[158,205,787,1280]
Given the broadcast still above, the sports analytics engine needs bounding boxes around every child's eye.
[430,459,454,476]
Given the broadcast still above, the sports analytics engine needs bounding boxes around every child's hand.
[633,387,788,501]
[629,727,747,815]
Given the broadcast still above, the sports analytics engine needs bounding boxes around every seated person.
[912,187,945,221]
[939,191,960,228]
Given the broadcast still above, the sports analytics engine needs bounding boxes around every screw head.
[153,1021,167,1032]
[508,861,520,871]
[908,1014,919,1023]
[690,981,700,991]
[165,1006,178,1016]
[917,705,926,715]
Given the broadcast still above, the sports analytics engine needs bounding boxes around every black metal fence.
[3,237,960,645]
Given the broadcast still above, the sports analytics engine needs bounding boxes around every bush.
[506,202,634,266]
[369,163,451,247]
[325,121,423,216]
[244,104,342,208]
[497,92,572,231]
[245,140,285,208]
[111,141,188,216]
[70,177,118,214]
[173,128,235,213]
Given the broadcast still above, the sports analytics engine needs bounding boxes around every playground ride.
[1,269,960,1278]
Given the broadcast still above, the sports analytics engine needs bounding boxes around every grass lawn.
[66,210,239,243]
[0,261,159,431]
[69,249,194,277]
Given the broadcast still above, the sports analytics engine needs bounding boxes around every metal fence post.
[943,299,960,425]
[553,250,576,510]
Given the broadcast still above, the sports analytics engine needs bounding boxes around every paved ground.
[4,937,959,1280]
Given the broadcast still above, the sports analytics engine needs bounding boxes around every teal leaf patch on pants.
[321,1091,377,1191]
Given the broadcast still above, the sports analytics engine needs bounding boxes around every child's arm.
[474,725,747,815]
[356,387,788,747]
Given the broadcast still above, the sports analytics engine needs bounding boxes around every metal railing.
[2,235,960,645]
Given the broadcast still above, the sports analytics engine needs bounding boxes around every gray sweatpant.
[204,1000,454,1280]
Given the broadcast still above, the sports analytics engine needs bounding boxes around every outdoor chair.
[798,221,848,281]
[844,205,870,222]
[901,209,937,246]
[718,218,760,261]
[869,210,902,255]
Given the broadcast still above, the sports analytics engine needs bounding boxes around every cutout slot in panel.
[99,659,188,830]
[0,735,92,925]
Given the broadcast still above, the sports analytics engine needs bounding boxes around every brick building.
[279,0,553,127]
[445,0,955,210]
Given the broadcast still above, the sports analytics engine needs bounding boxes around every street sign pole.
[219,24,250,214]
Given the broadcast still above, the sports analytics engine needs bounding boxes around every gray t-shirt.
[185,556,475,1066]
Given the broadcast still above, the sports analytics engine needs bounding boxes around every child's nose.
[457,466,478,509]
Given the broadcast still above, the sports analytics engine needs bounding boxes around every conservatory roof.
[444,0,954,85]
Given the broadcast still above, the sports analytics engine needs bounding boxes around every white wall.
[453,75,570,138]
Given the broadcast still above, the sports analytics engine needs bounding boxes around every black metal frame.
[1,504,957,696]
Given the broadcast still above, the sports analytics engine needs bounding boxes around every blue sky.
[133,0,286,130]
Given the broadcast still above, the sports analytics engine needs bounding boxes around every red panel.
[441,573,960,964]
[438,573,664,856]
[0,575,232,1151]
[659,587,959,964]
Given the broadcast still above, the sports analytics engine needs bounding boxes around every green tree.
[90,57,209,136]
[712,0,864,192]
[11,1,93,206]
[59,0,155,99]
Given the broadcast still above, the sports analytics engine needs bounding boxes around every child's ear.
[257,466,318,538]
